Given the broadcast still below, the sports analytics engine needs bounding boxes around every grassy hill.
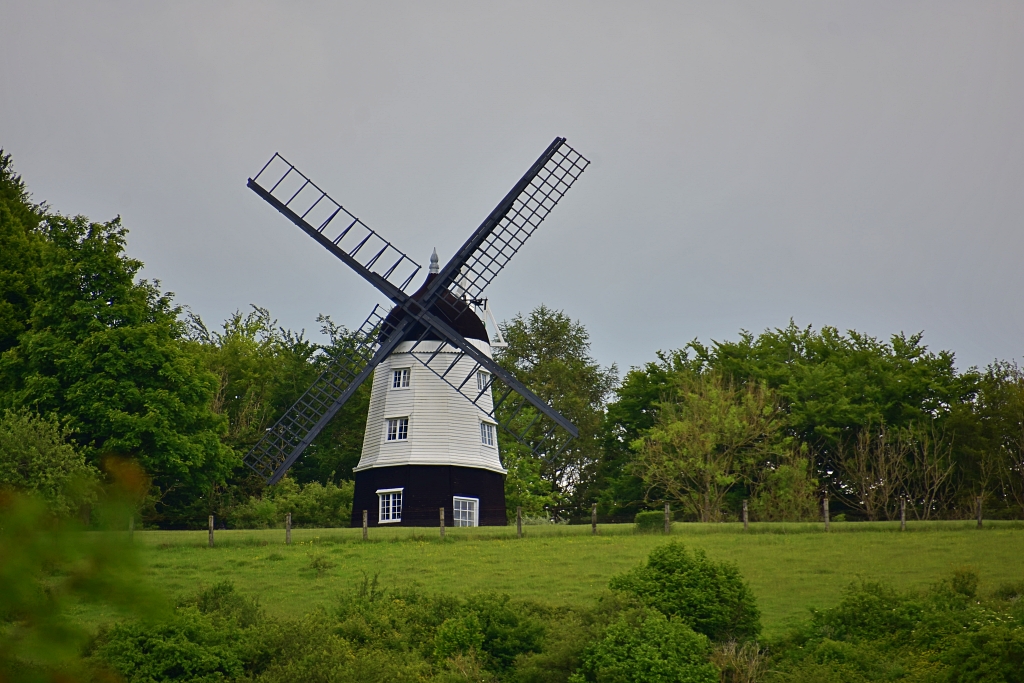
[80,521,1024,639]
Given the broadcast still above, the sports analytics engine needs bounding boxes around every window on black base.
[378,488,403,523]
[454,496,478,527]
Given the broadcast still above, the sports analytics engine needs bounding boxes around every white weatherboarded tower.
[351,251,507,527]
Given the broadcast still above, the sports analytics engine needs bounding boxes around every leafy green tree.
[494,305,617,518]
[631,372,780,522]
[597,350,694,519]
[970,361,1024,517]
[0,151,45,358]
[0,409,99,517]
[0,210,235,517]
[609,543,761,642]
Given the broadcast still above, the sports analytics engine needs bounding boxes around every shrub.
[609,543,761,642]
[634,510,667,533]
[226,477,354,529]
[0,409,99,517]
[568,612,718,683]
[93,609,246,683]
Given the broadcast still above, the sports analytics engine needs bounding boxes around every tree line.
[1,151,1022,527]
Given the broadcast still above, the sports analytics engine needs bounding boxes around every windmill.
[243,137,589,526]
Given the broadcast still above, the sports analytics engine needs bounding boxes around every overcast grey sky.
[2,2,1022,373]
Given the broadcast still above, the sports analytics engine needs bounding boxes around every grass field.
[75,521,1024,640]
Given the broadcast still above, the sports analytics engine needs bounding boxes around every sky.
[2,2,1022,375]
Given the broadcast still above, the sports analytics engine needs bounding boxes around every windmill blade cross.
[243,138,589,484]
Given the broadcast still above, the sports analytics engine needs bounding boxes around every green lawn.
[78,521,1024,639]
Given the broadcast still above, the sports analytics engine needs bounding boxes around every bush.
[609,543,761,642]
[226,477,354,529]
[0,409,99,517]
[634,510,667,533]
[765,571,1024,682]
[568,612,718,683]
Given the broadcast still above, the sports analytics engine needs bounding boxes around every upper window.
[480,422,495,447]
[392,368,410,389]
[378,488,403,523]
[476,370,490,391]
[453,497,478,527]
[387,417,409,441]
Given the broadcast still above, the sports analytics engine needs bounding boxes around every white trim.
[391,367,411,390]
[385,416,409,441]
[453,496,479,527]
[378,489,403,523]
[480,421,496,448]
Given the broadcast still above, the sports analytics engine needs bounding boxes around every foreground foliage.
[766,571,1024,682]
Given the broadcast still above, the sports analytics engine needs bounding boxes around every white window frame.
[453,496,479,527]
[392,368,411,389]
[386,417,409,441]
[476,370,490,391]
[480,421,496,447]
[377,488,403,523]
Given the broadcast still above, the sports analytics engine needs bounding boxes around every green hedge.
[635,510,668,533]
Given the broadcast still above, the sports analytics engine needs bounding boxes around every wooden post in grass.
[823,494,830,532]
[516,506,523,539]
[439,507,445,538]
[208,515,214,547]
[286,512,292,545]
[362,510,368,540]
[976,497,983,528]
[664,502,671,534]
[742,500,748,531]
[129,515,134,542]
[900,498,906,531]
[591,503,598,535]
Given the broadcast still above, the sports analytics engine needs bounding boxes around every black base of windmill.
[351,465,507,527]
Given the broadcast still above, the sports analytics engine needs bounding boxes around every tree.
[0,210,235,518]
[494,305,617,518]
[631,372,780,522]
[0,151,45,357]
[597,350,696,519]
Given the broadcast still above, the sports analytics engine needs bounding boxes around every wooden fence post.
[440,507,445,538]
[664,502,671,534]
[591,503,598,535]
[208,515,214,548]
[286,512,292,545]
[823,494,830,532]
[362,509,368,540]
[976,496,983,529]
[900,498,906,531]
[742,500,748,531]
[516,506,522,539]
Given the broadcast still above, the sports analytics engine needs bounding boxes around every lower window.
[377,488,403,523]
[453,496,478,527]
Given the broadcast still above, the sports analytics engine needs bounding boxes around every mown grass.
[74,521,1024,639]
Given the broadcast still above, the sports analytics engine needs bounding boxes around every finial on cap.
[429,248,439,274]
